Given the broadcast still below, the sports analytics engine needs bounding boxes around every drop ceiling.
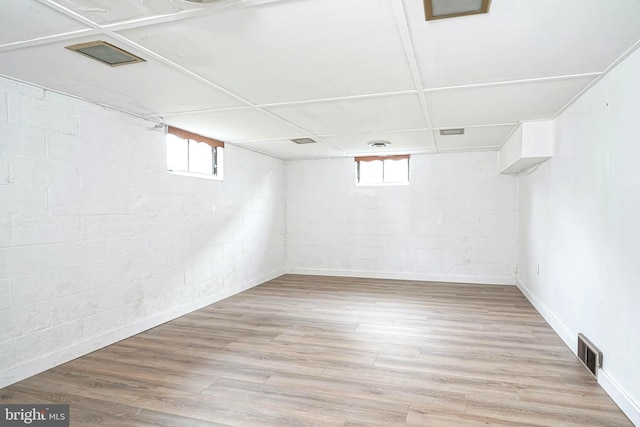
[1,0,639,160]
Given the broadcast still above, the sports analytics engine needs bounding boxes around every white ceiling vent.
[65,41,145,67]
[368,140,391,148]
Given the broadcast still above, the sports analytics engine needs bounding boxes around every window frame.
[166,126,224,179]
[355,154,410,186]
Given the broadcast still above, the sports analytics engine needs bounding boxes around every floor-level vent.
[577,333,602,378]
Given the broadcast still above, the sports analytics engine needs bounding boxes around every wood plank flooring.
[0,274,633,426]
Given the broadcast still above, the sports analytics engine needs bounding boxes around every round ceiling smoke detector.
[368,140,391,148]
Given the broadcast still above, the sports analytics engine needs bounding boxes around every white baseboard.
[515,278,575,350]
[599,370,640,426]
[516,278,640,426]
[0,269,284,389]
[286,268,515,285]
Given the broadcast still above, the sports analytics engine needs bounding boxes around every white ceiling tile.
[405,0,640,87]
[266,94,427,135]
[435,125,516,152]
[165,108,305,142]
[49,0,292,26]
[425,76,597,128]
[49,0,193,26]
[0,0,91,46]
[233,139,345,160]
[118,0,415,104]
[0,35,244,116]
[322,131,436,155]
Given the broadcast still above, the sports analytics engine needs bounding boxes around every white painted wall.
[286,152,518,284]
[0,76,286,388]
[518,47,640,424]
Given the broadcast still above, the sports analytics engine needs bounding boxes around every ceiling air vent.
[368,140,391,148]
[577,333,602,378]
[291,138,316,144]
[439,128,464,136]
[65,41,145,67]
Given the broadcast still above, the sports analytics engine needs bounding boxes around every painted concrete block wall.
[286,152,518,285]
[0,76,286,388]
[517,47,640,424]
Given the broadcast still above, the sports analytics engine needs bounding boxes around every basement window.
[166,126,224,179]
[355,155,409,186]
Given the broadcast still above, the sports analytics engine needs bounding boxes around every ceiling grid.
[1,0,639,159]
[389,0,437,152]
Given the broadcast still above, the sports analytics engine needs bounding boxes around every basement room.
[1,0,639,425]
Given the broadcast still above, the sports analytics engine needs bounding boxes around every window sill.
[168,170,223,181]
[356,182,409,187]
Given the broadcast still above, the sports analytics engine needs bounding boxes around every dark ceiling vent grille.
[577,333,602,378]
[439,128,464,136]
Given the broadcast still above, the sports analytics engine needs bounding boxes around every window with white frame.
[166,126,224,178]
[355,155,409,185]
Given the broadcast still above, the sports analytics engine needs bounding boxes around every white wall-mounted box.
[499,121,553,174]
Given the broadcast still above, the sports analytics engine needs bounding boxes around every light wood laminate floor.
[0,275,633,426]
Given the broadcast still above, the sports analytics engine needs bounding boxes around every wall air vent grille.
[577,333,602,378]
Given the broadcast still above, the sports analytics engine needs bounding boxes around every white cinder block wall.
[518,47,640,424]
[286,152,518,285]
[0,76,286,388]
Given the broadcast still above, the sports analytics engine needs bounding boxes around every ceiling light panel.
[66,41,145,67]
[0,1,91,46]
[265,94,427,135]
[425,75,597,128]
[291,138,316,144]
[117,0,415,104]
[425,0,490,21]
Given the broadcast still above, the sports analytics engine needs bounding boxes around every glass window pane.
[384,158,409,183]
[359,160,383,184]
[166,134,188,171]
[188,140,213,174]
